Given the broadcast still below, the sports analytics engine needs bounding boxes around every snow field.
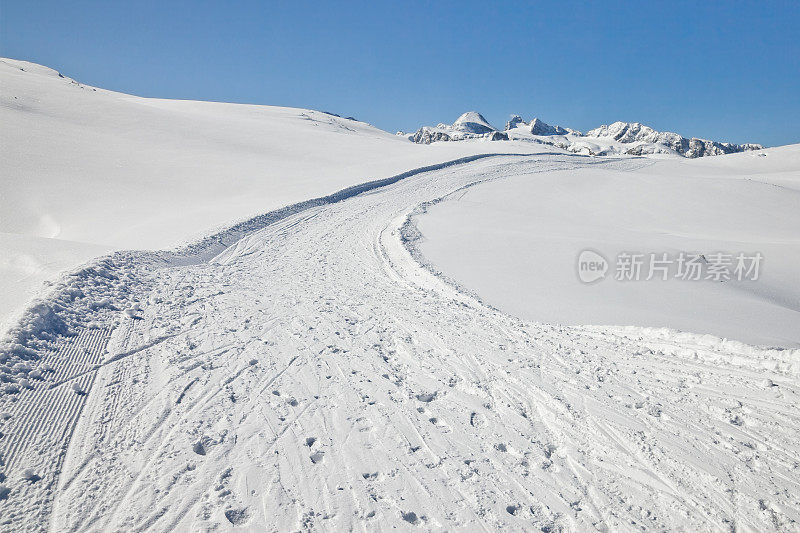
[413,146,800,347]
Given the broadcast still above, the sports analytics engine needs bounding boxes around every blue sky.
[2,1,798,146]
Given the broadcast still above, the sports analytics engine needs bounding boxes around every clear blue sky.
[2,1,798,146]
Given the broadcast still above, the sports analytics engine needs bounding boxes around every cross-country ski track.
[1,154,799,532]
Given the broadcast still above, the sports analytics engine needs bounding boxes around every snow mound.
[0,252,149,389]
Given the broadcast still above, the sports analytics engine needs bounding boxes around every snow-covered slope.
[0,59,542,336]
[413,112,764,159]
[415,145,800,347]
[0,58,444,251]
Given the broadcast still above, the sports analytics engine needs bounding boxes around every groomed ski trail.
[4,155,799,532]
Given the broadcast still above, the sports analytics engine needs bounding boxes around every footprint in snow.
[310,451,325,464]
[470,412,486,428]
[415,392,437,403]
[22,468,41,483]
[543,444,558,459]
[730,414,746,426]
[224,508,250,525]
[193,440,207,456]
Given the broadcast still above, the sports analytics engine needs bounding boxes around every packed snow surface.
[1,60,799,532]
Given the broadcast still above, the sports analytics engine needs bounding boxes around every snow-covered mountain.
[586,121,764,157]
[409,111,508,144]
[505,115,578,136]
[413,112,764,158]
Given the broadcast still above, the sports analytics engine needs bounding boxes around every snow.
[586,121,764,158]
[415,145,800,347]
[0,233,110,336]
[0,58,543,339]
[2,59,799,532]
[25,153,793,531]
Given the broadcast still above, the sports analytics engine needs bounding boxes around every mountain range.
[409,112,763,158]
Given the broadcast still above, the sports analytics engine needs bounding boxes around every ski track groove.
[0,327,110,530]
